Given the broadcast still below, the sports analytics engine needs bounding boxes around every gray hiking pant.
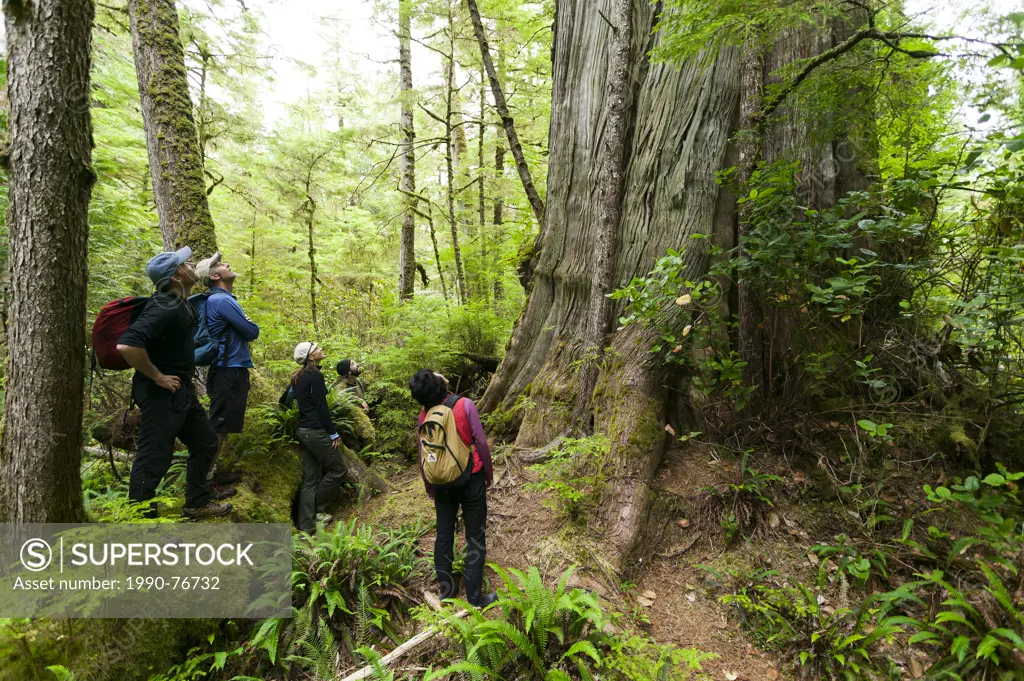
[296,428,347,531]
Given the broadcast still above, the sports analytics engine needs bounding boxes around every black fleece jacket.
[294,367,336,437]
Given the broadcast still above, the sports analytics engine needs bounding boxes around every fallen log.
[338,604,468,681]
[340,446,391,494]
[83,446,186,463]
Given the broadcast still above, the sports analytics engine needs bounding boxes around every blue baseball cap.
[145,246,192,288]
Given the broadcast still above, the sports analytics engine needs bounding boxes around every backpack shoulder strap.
[442,394,461,409]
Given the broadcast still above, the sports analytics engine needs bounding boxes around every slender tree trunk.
[249,209,257,297]
[305,176,319,338]
[465,0,545,226]
[736,44,766,391]
[570,0,634,432]
[451,74,475,298]
[478,66,489,302]
[493,118,505,301]
[444,32,469,303]
[197,53,208,165]
[1,0,95,522]
[426,207,449,300]
[398,0,417,300]
[127,0,218,257]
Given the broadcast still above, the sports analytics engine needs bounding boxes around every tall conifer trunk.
[466,0,545,226]
[127,0,218,257]
[736,44,766,390]
[478,69,489,301]
[398,0,417,300]
[482,0,872,568]
[570,0,633,430]
[444,9,469,304]
[1,0,95,522]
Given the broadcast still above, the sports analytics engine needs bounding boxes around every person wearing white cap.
[116,247,232,520]
[290,341,348,532]
[194,251,260,493]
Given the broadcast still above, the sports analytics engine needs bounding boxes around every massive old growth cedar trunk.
[1,0,94,522]
[482,0,872,569]
[127,0,218,257]
[397,0,417,300]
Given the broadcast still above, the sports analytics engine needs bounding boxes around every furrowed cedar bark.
[481,0,872,568]
[736,43,766,391]
[398,0,417,300]
[570,0,633,432]
[1,0,95,522]
[127,0,218,258]
[465,0,545,227]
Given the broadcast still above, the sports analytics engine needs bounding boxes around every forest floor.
[341,443,847,681]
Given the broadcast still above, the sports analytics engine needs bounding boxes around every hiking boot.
[315,513,332,525]
[182,502,233,520]
[212,483,238,500]
[468,591,498,608]
[143,502,159,520]
[213,470,244,485]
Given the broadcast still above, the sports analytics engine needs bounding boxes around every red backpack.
[91,297,149,370]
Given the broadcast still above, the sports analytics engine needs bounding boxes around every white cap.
[293,341,319,364]
[195,251,222,287]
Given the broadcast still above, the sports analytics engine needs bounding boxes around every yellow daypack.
[419,395,473,487]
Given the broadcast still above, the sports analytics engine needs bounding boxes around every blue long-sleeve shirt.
[205,288,259,368]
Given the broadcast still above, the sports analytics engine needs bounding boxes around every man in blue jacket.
[195,252,260,489]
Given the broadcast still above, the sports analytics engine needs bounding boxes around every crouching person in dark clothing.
[291,341,348,533]
[117,247,231,520]
[410,369,497,608]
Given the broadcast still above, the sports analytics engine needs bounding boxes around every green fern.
[354,646,397,681]
[355,581,373,647]
[46,666,75,681]
[435,565,609,680]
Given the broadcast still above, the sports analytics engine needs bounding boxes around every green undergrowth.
[526,435,612,525]
[0,618,221,681]
[80,438,302,524]
[699,466,1024,680]
[417,565,715,681]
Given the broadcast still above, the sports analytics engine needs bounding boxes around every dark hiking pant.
[434,471,487,604]
[129,381,217,510]
[296,428,348,532]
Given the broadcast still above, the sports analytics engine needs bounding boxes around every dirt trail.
[350,447,789,680]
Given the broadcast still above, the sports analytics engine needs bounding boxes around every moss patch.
[0,617,217,681]
[225,445,302,523]
[366,482,436,530]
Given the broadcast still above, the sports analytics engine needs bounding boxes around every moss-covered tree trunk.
[397,0,417,301]
[481,0,871,569]
[127,0,218,258]
[1,0,94,522]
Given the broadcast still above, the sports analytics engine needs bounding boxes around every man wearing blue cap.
[116,247,232,519]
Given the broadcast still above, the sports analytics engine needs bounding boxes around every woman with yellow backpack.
[410,369,497,608]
